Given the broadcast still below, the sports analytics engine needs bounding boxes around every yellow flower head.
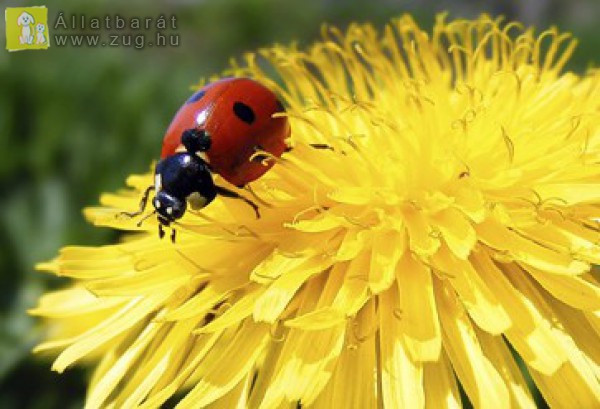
[33,14,600,408]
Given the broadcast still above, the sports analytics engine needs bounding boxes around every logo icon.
[5,6,50,51]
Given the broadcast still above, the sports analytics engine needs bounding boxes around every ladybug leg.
[121,186,155,218]
[158,224,166,240]
[243,185,272,208]
[136,210,157,227]
[215,186,260,219]
[170,228,177,243]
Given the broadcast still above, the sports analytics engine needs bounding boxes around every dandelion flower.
[32,14,600,408]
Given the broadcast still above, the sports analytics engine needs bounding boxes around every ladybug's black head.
[153,190,187,223]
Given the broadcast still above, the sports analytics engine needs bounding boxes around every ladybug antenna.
[136,209,157,227]
[118,185,155,219]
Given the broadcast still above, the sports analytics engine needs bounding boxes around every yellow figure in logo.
[5,6,49,51]
[17,11,35,44]
[35,23,47,45]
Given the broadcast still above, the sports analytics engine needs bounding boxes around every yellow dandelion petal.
[474,328,536,408]
[296,300,377,408]
[435,279,510,408]
[379,287,425,408]
[472,249,568,374]
[514,276,600,406]
[180,322,271,408]
[33,13,600,408]
[423,351,462,409]
[433,245,512,334]
[395,253,441,362]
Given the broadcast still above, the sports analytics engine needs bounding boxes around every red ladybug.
[123,78,290,242]
[161,77,290,187]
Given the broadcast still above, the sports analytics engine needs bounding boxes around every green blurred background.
[0,0,598,407]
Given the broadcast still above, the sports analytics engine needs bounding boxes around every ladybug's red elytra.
[161,77,290,187]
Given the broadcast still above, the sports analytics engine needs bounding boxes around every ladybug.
[124,78,290,241]
[161,77,290,187]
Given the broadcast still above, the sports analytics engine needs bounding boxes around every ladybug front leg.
[121,185,155,218]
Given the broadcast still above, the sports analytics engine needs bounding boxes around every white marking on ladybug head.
[187,192,208,210]
[166,207,173,215]
[154,198,161,208]
[196,109,209,126]
[154,174,162,191]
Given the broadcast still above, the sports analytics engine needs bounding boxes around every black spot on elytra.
[186,89,206,104]
[233,101,255,124]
